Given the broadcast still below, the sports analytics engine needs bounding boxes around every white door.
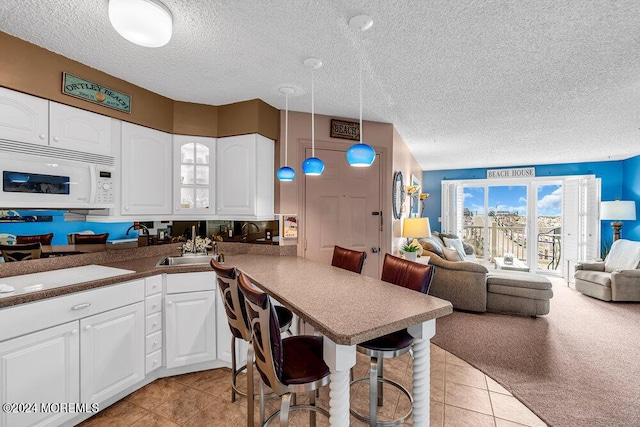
[165,291,216,368]
[304,148,382,278]
[80,302,145,404]
[173,135,216,216]
[215,288,248,364]
[49,102,112,155]
[121,122,172,215]
[0,86,49,145]
[0,321,80,427]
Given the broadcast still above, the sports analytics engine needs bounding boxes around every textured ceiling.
[1,0,639,171]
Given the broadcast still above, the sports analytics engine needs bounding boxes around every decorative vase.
[404,251,418,262]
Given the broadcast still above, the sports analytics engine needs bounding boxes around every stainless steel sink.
[156,255,214,266]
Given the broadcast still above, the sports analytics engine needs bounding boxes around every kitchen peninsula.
[0,244,451,426]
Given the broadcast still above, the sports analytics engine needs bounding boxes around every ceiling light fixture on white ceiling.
[301,57,325,176]
[346,14,376,168]
[108,0,173,48]
[277,86,296,182]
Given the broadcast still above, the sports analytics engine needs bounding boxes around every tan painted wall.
[392,127,423,255]
[0,32,278,139]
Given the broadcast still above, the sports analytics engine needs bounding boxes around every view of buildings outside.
[462,184,562,271]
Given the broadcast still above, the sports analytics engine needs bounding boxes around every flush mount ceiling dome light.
[302,57,325,176]
[346,14,376,167]
[277,86,296,182]
[108,0,173,48]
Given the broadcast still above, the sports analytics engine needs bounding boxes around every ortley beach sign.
[62,73,131,113]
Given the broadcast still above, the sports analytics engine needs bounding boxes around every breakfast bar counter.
[228,254,453,426]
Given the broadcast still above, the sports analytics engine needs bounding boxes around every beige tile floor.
[79,344,546,426]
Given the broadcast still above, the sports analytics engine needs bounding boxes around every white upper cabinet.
[0,86,49,145]
[49,102,112,155]
[0,87,112,156]
[121,122,172,215]
[173,135,216,216]
[216,134,274,218]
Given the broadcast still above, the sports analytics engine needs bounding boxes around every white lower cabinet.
[80,302,145,405]
[0,321,80,427]
[0,279,145,427]
[165,272,217,369]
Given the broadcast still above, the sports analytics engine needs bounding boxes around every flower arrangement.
[182,236,212,254]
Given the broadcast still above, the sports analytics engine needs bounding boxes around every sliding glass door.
[444,176,600,276]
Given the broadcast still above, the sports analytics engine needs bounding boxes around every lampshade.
[601,200,636,221]
[402,217,432,239]
[301,157,324,176]
[276,166,296,181]
[277,86,296,181]
[108,0,173,48]
[302,58,324,176]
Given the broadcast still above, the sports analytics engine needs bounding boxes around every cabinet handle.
[84,325,92,331]
[152,322,158,327]
[71,329,78,335]
[124,206,130,211]
[152,360,158,365]
[71,303,91,311]
[153,341,159,347]
[39,133,46,140]
[152,303,157,309]
[167,301,173,306]
[53,136,60,142]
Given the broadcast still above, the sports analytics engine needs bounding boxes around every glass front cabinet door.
[173,135,216,216]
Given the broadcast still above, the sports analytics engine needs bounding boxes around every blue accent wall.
[0,210,133,244]
[422,158,636,245]
[622,155,640,241]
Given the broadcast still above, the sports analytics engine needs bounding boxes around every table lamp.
[402,217,431,250]
[601,200,636,241]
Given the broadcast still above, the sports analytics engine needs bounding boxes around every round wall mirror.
[392,171,404,219]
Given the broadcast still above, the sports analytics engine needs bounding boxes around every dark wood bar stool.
[331,245,367,273]
[237,272,330,426]
[68,232,109,244]
[16,233,53,245]
[210,260,293,425]
[351,253,435,426]
[0,242,42,262]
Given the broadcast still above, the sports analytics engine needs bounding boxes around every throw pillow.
[442,246,462,262]
[443,237,466,260]
[419,236,444,255]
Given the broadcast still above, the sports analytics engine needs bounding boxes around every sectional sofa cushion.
[443,237,466,260]
[420,236,445,256]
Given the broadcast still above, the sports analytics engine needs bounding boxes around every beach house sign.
[487,167,535,179]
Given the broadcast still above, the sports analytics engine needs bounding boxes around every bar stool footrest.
[349,376,413,427]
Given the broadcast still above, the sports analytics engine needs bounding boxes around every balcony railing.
[462,225,561,271]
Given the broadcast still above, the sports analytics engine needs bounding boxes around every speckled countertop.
[230,255,453,345]
[0,242,296,309]
[0,244,452,346]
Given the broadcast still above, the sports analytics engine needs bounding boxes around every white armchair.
[574,239,640,301]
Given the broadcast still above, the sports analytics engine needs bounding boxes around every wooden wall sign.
[330,119,360,140]
[62,72,131,113]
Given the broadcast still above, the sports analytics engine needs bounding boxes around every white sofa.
[574,239,640,301]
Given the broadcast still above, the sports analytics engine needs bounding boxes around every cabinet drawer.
[145,312,162,335]
[145,331,163,354]
[146,350,162,374]
[166,271,216,294]
[145,275,163,296]
[145,293,162,315]
[0,280,145,342]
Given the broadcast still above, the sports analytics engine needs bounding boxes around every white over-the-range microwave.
[0,140,115,209]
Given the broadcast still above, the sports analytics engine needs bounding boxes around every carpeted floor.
[431,276,640,427]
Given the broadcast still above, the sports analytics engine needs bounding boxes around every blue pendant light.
[347,14,375,167]
[277,86,296,181]
[302,58,324,176]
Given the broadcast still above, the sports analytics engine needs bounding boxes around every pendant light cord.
[311,70,315,157]
[284,93,289,165]
[359,56,363,145]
